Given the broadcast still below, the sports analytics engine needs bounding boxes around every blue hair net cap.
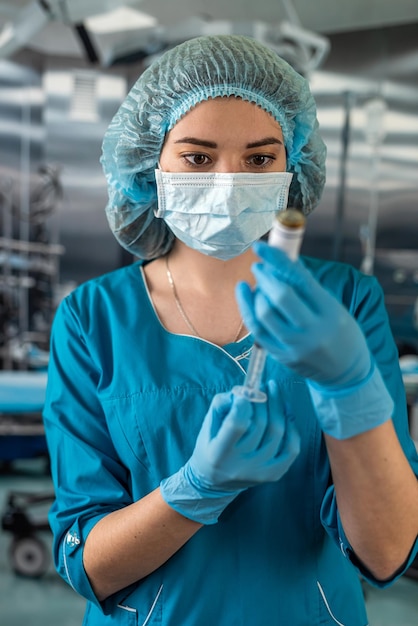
[101,34,326,259]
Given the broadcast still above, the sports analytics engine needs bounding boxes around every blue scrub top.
[43,257,418,626]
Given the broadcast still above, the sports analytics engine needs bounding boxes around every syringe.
[233,208,306,402]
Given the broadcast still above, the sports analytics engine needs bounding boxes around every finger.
[252,290,316,349]
[253,241,321,310]
[235,392,269,453]
[253,419,301,483]
[271,420,301,476]
[238,290,288,354]
[263,413,301,481]
[252,265,314,329]
[235,281,263,337]
[262,379,285,441]
[208,391,234,438]
[253,242,301,281]
[253,260,316,313]
[253,380,286,458]
[236,281,300,351]
[214,394,253,449]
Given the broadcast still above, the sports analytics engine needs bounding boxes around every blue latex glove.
[236,242,393,439]
[160,380,300,524]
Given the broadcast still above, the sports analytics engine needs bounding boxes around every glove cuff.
[160,465,241,525]
[308,363,394,439]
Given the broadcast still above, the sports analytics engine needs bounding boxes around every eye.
[247,154,275,168]
[182,153,211,166]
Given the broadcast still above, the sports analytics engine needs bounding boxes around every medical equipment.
[0,371,53,577]
[233,208,306,402]
[0,371,48,464]
[1,491,53,577]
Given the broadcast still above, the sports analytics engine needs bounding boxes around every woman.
[43,35,418,625]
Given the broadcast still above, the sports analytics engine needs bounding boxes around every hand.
[236,242,371,388]
[160,380,300,524]
[235,242,393,439]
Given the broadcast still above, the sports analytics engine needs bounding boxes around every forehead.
[168,96,283,139]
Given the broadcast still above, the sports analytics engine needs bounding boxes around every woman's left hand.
[236,241,394,439]
[236,241,371,388]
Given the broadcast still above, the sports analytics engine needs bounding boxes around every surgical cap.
[101,35,326,259]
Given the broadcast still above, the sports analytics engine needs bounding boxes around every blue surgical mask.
[154,170,293,260]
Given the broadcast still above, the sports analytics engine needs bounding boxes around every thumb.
[235,281,259,335]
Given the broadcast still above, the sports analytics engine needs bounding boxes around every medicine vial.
[268,208,306,261]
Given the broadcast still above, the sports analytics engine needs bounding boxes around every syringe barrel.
[233,208,306,402]
[244,343,267,392]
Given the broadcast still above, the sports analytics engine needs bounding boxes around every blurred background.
[1,0,418,369]
[0,1,417,624]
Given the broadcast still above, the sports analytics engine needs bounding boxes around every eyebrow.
[174,137,217,148]
[173,136,283,149]
[246,137,283,149]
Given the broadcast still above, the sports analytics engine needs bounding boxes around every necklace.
[165,255,244,342]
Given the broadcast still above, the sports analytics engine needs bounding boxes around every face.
[159,97,286,174]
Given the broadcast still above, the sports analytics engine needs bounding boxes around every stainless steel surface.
[303,24,418,352]
[1,0,418,60]
[0,9,417,354]
[43,59,126,283]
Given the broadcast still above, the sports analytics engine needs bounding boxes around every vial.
[268,208,306,260]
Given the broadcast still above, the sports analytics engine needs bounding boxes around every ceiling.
[1,0,418,68]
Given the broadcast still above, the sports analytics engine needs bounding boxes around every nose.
[213,156,243,173]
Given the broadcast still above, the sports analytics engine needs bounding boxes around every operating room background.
[0,11,417,369]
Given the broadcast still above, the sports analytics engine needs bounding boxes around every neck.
[168,240,257,295]
[142,239,254,344]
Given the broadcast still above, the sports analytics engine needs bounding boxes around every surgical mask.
[154,170,293,260]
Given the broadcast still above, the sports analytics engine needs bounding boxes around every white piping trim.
[235,347,253,362]
[117,584,163,621]
[317,581,369,626]
[317,581,345,626]
[140,265,247,374]
[141,584,163,626]
[62,533,76,592]
[117,603,136,613]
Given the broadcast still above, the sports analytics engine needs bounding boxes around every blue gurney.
[0,371,48,463]
[0,371,53,577]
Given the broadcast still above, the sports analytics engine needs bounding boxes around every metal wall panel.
[304,23,418,352]
[43,59,127,284]
[0,52,47,367]
[0,22,417,355]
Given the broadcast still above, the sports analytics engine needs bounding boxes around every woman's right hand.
[160,380,300,524]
